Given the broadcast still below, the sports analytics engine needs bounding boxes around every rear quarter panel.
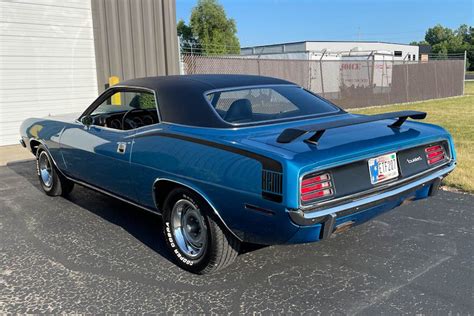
[130,127,298,244]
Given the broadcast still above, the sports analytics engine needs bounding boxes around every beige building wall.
[91,0,180,92]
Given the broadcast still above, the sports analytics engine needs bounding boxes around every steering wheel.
[142,114,154,125]
[121,108,148,130]
[110,118,122,129]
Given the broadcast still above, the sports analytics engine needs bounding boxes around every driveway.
[0,160,473,314]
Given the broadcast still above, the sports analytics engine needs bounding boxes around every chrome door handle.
[117,142,127,154]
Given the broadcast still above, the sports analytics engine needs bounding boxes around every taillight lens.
[301,172,334,204]
[425,145,447,165]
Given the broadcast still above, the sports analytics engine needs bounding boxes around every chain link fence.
[181,54,465,109]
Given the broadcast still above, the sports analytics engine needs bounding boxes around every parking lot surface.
[0,160,473,314]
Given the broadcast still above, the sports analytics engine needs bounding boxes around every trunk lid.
[242,113,450,170]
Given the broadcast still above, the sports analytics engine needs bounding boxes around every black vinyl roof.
[119,74,295,127]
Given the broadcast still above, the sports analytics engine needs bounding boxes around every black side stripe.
[134,131,283,173]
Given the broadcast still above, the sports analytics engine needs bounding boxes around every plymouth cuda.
[20,75,456,274]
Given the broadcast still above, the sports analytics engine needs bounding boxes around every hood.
[45,112,81,123]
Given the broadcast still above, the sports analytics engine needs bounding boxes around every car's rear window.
[206,85,340,125]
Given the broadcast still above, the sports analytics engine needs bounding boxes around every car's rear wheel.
[36,145,74,196]
[162,187,240,274]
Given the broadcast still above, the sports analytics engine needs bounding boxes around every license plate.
[368,152,399,185]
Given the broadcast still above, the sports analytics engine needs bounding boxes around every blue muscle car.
[20,74,456,274]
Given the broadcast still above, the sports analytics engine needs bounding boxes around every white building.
[241,40,419,61]
[241,41,419,97]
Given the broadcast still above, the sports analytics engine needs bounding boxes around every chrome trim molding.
[67,176,160,215]
[77,120,160,134]
[152,178,243,241]
[294,162,455,221]
[298,139,452,209]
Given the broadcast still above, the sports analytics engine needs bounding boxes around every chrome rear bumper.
[288,162,455,228]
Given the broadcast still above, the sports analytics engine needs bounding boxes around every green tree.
[416,24,474,70]
[177,19,194,43]
[425,24,455,46]
[177,19,201,54]
[189,0,240,55]
[457,24,472,44]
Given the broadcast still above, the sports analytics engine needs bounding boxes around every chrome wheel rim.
[38,152,53,188]
[171,199,207,258]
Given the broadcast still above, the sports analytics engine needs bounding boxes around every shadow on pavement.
[6,160,264,261]
[7,160,176,263]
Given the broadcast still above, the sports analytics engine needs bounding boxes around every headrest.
[224,99,253,123]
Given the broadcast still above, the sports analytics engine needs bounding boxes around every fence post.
[308,58,312,91]
[386,60,391,105]
[319,57,325,98]
[405,63,409,102]
[368,53,374,87]
[463,50,467,96]
[257,57,261,76]
[434,61,439,98]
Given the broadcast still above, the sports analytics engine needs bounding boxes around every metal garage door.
[0,0,98,146]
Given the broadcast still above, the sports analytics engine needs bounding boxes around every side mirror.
[81,115,93,126]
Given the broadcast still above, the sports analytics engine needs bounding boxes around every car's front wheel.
[36,145,74,196]
[162,188,240,274]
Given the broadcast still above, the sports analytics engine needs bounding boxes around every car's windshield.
[206,85,340,125]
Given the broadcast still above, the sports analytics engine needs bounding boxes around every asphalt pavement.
[0,160,473,314]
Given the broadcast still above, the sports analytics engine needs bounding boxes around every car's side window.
[91,91,157,115]
[89,90,159,131]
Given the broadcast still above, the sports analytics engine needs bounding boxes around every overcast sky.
[176,0,473,46]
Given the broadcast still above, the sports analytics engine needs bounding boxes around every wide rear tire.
[162,187,240,274]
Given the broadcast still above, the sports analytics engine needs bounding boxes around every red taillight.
[425,145,446,165]
[301,172,334,204]
[301,189,333,201]
[427,150,444,159]
[301,173,330,186]
[425,145,442,152]
[301,181,331,194]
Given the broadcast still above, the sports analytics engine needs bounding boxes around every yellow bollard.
[109,76,121,106]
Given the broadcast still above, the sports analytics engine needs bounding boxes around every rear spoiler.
[276,111,427,144]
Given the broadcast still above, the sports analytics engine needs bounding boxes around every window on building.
[394,51,403,57]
